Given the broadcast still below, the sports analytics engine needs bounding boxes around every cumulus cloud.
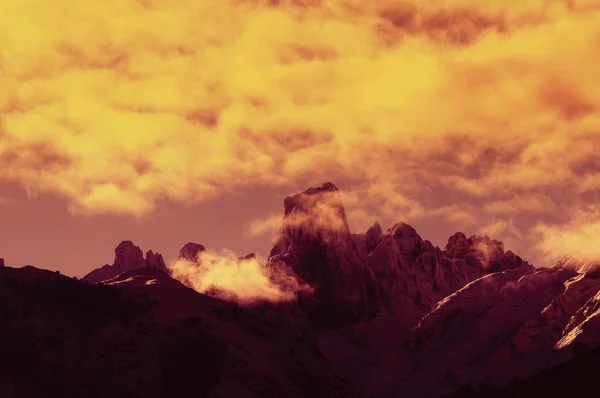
[534,207,600,263]
[1,0,600,264]
[169,249,310,303]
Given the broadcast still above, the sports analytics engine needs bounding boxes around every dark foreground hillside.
[0,266,360,398]
[455,343,600,398]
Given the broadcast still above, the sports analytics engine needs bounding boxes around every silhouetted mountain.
[454,341,600,397]
[178,242,206,262]
[3,182,599,398]
[0,265,362,398]
[383,258,600,397]
[82,241,169,283]
[268,182,379,329]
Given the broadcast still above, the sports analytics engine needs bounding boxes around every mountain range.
[2,182,599,397]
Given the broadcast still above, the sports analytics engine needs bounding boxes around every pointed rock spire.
[82,241,169,283]
[238,253,256,262]
[364,221,383,253]
[389,222,424,261]
[269,182,379,328]
[146,250,168,272]
[113,240,146,271]
[178,242,206,262]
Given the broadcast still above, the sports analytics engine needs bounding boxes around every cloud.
[1,0,599,264]
[246,213,284,238]
[169,249,311,303]
[534,207,600,262]
[485,195,558,216]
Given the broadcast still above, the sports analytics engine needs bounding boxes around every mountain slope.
[385,259,600,397]
[0,265,361,398]
[4,182,599,398]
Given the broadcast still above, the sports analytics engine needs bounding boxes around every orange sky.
[1,0,600,276]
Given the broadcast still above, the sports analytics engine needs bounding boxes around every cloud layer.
[1,0,599,264]
[169,250,310,303]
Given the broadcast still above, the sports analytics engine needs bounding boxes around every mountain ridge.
[3,181,599,397]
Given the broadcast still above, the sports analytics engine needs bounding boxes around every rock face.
[268,182,379,329]
[13,180,600,398]
[446,232,531,274]
[364,222,383,253]
[0,265,362,398]
[113,240,146,270]
[145,250,168,272]
[313,211,534,396]
[350,226,535,325]
[82,241,169,283]
[381,257,600,398]
[267,182,533,331]
[0,258,4,268]
[238,253,256,261]
[178,242,206,262]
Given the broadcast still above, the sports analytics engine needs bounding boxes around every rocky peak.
[367,236,403,278]
[282,181,350,239]
[0,258,4,268]
[444,232,533,273]
[283,182,340,214]
[444,232,470,257]
[113,241,146,271]
[364,221,383,253]
[388,222,424,260]
[83,241,168,283]
[178,242,206,263]
[269,182,378,328]
[238,253,256,262]
[146,250,168,272]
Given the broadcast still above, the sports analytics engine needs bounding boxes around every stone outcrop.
[446,233,532,273]
[0,258,4,268]
[348,223,535,325]
[113,240,146,270]
[268,182,379,329]
[267,182,534,329]
[146,250,168,272]
[364,221,383,253]
[178,242,206,262]
[395,257,600,398]
[238,253,256,262]
[82,241,169,283]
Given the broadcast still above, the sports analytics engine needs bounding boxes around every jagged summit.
[388,222,425,261]
[11,181,594,398]
[114,240,146,270]
[283,182,340,213]
[347,219,534,325]
[146,250,168,272]
[269,182,537,329]
[269,182,378,328]
[82,241,169,283]
[443,232,533,272]
[238,253,256,261]
[178,242,206,262]
[363,221,383,253]
[283,182,340,212]
[281,181,350,238]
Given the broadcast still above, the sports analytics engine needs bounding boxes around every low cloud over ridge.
[169,249,311,303]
